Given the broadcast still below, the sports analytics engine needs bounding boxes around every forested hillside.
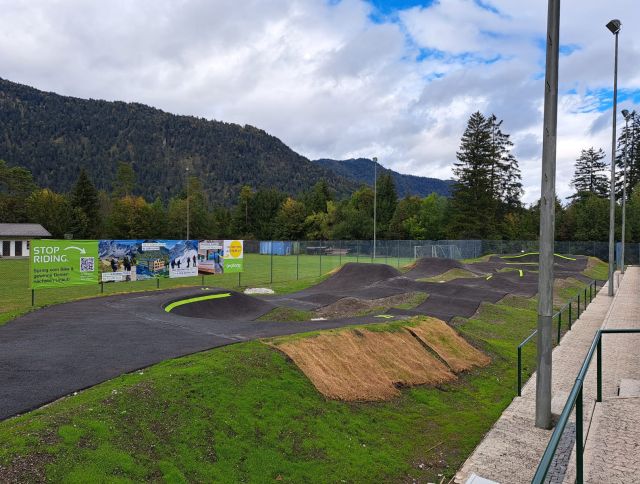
[0,78,357,204]
[314,158,453,198]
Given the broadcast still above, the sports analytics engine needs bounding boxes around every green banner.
[30,240,99,288]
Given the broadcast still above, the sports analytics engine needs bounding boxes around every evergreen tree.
[571,147,608,199]
[302,180,332,215]
[71,169,101,238]
[375,173,398,238]
[113,161,136,198]
[486,115,523,209]
[448,112,498,238]
[615,111,639,200]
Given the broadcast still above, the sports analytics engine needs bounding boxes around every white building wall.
[0,240,30,257]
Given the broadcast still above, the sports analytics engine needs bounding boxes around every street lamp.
[621,109,633,274]
[373,156,378,261]
[606,18,621,296]
[186,166,190,240]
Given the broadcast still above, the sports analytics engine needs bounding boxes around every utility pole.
[186,166,190,240]
[621,109,633,274]
[373,156,377,261]
[606,19,621,295]
[536,0,560,430]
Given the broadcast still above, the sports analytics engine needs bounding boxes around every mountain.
[314,158,453,198]
[0,78,358,205]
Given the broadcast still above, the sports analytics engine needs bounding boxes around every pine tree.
[571,147,608,199]
[376,173,398,238]
[113,161,136,198]
[615,111,640,201]
[486,114,523,209]
[449,112,498,238]
[71,169,101,238]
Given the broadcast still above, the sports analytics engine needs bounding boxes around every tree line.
[1,110,639,242]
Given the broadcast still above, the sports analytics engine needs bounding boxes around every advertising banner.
[223,240,244,273]
[99,240,199,282]
[198,240,225,275]
[30,240,99,288]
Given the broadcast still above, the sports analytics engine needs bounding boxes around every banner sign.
[99,240,199,281]
[223,240,244,273]
[30,240,99,288]
[198,240,244,274]
[31,239,243,287]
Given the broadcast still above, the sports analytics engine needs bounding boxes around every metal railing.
[532,328,640,483]
[517,280,600,396]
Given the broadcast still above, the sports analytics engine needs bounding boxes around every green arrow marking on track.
[165,293,232,313]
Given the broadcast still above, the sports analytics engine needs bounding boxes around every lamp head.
[372,157,378,163]
[622,109,630,119]
[606,19,621,34]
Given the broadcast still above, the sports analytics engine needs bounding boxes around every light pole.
[535,0,560,430]
[373,156,378,261]
[186,166,190,240]
[606,19,621,296]
[621,109,633,274]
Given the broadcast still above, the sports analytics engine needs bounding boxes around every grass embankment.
[0,283,595,482]
[0,254,414,326]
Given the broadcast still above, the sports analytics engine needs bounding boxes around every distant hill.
[0,78,358,204]
[314,158,453,198]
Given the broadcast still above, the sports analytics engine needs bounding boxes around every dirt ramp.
[408,318,490,372]
[274,327,454,401]
[272,318,490,401]
[405,258,467,279]
[305,262,401,293]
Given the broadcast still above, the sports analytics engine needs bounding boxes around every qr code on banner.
[80,257,95,272]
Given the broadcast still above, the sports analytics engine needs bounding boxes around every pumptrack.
[0,254,594,420]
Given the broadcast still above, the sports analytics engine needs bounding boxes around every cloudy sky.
[1,0,639,203]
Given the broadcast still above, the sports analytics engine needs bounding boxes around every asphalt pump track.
[0,254,592,420]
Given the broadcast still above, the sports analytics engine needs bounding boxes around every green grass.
[583,257,609,281]
[257,307,315,322]
[0,285,565,482]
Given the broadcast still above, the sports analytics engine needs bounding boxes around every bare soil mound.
[408,318,490,372]
[314,292,425,319]
[273,318,490,401]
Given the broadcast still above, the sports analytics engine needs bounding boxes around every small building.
[0,223,51,258]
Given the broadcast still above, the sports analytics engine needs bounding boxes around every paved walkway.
[456,267,640,483]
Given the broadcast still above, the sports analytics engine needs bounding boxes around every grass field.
[0,254,415,326]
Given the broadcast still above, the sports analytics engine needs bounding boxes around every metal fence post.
[597,336,602,402]
[356,240,359,263]
[517,346,522,396]
[31,288,35,306]
[339,239,342,267]
[576,387,584,483]
[397,240,400,268]
[270,242,273,284]
[296,244,299,280]
[557,312,562,344]
[577,294,581,318]
[569,302,572,330]
[157,278,160,289]
[319,243,322,276]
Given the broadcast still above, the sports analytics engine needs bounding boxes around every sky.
[1,0,639,204]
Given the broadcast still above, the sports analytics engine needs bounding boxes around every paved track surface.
[0,255,594,420]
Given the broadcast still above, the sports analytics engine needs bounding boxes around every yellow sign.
[229,240,242,258]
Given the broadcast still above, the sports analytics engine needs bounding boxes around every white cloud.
[0,0,639,203]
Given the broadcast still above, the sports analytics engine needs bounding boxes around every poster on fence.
[197,240,244,274]
[98,240,199,282]
[30,240,99,288]
[223,240,244,273]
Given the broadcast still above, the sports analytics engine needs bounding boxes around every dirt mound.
[408,318,490,372]
[306,262,401,293]
[273,318,490,401]
[164,289,274,321]
[314,292,426,319]
[274,327,454,400]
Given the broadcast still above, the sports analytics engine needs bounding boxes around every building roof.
[0,223,52,238]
